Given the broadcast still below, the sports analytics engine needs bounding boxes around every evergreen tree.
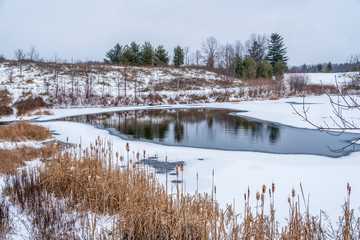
[104,43,123,64]
[121,45,133,65]
[257,60,273,78]
[266,33,288,76]
[130,42,141,65]
[273,61,287,76]
[242,56,257,79]
[173,46,184,67]
[317,63,323,72]
[234,54,243,77]
[326,62,333,73]
[141,41,155,66]
[154,45,169,66]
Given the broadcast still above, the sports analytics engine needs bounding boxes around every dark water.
[61,108,360,157]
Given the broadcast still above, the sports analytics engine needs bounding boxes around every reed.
[2,139,360,239]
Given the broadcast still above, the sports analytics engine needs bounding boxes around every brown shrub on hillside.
[0,89,12,105]
[13,96,50,116]
[0,122,51,142]
[0,105,13,116]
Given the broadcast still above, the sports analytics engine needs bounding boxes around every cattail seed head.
[262,185,266,194]
[261,194,264,203]
[126,143,129,152]
[272,183,275,193]
[256,192,260,201]
[292,189,295,198]
[180,163,184,172]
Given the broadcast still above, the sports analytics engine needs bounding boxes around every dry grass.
[0,121,51,142]
[1,140,359,239]
[0,144,61,175]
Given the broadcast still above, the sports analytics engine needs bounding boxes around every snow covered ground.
[1,61,360,226]
[285,72,360,85]
[31,95,360,224]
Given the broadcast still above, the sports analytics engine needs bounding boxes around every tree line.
[291,56,360,73]
[104,33,289,79]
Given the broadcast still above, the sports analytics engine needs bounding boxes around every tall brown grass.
[2,139,360,239]
[0,143,61,175]
[0,121,51,142]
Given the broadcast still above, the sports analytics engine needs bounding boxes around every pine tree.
[234,54,243,77]
[242,56,257,79]
[130,42,141,65]
[266,33,288,76]
[257,60,273,78]
[141,41,155,66]
[154,45,169,66]
[173,46,184,67]
[104,43,123,64]
[326,62,333,73]
[317,63,323,72]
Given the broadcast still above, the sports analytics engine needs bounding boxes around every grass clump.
[0,121,51,142]
[0,144,60,175]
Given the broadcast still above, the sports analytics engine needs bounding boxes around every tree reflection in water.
[61,108,360,157]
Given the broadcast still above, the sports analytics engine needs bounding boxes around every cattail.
[176,164,179,177]
[126,143,130,152]
[262,185,266,194]
[256,192,260,201]
[180,163,184,171]
[272,183,275,193]
[261,193,264,203]
[143,150,146,159]
[347,183,351,195]
[136,152,140,161]
[244,193,246,201]
[292,189,295,198]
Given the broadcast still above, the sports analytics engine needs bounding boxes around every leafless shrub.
[288,73,309,93]
[13,96,50,116]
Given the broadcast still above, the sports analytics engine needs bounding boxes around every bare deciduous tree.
[245,34,267,63]
[201,36,220,68]
[27,45,40,61]
[292,75,360,152]
[14,49,26,76]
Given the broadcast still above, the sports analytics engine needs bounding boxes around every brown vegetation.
[1,140,359,239]
[0,143,60,175]
[0,105,13,117]
[0,121,51,142]
[13,96,50,116]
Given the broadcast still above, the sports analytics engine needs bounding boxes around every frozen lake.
[62,108,360,157]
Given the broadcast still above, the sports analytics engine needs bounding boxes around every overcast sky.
[0,0,359,66]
